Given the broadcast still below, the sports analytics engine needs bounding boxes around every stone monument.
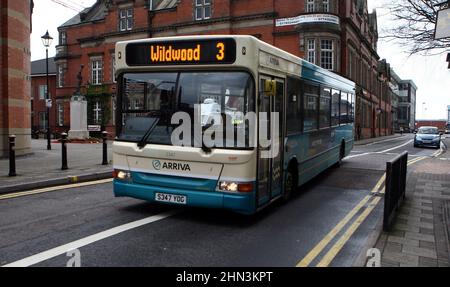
[68,65,89,140]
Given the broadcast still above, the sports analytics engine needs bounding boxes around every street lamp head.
[41,30,53,48]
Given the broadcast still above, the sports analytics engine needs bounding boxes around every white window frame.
[57,103,64,127]
[119,8,133,31]
[112,96,116,126]
[58,65,64,88]
[91,58,103,85]
[307,39,316,64]
[320,39,334,71]
[60,31,67,45]
[39,85,47,100]
[307,0,315,13]
[195,0,212,21]
[93,101,102,125]
[323,0,329,12]
[39,112,48,130]
[111,54,116,83]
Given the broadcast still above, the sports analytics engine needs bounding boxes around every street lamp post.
[41,31,53,150]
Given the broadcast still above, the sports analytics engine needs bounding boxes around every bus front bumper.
[113,180,257,215]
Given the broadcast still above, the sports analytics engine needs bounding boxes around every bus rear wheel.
[335,142,345,167]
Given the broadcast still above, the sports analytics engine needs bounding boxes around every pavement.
[0,139,113,194]
[373,148,450,267]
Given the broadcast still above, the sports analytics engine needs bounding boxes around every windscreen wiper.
[137,118,160,149]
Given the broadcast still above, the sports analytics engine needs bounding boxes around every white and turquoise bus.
[113,35,355,214]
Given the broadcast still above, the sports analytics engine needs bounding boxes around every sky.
[31,0,450,120]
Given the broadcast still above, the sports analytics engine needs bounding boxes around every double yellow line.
[297,155,427,267]
[0,179,113,201]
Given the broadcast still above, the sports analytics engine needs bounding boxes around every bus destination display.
[126,39,236,66]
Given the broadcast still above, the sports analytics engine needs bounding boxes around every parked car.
[414,126,441,149]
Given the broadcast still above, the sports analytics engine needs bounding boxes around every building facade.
[447,105,450,123]
[56,0,391,139]
[389,68,401,132]
[31,57,58,137]
[398,80,418,132]
[415,120,447,132]
[0,0,33,157]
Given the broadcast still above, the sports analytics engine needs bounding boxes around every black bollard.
[61,132,68,170]
[102,131,108,165]
[8,135,16,177]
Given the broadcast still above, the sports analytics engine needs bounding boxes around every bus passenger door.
[257,76,285,206]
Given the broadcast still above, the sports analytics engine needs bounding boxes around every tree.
[384,0,450,55]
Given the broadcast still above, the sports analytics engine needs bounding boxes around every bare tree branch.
[382,0,450,55]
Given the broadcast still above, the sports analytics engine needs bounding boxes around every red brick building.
[30,57,58,137]
[56,0,391,139]
[0,0,34,157]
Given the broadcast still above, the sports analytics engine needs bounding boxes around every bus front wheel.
[283,166,297,202]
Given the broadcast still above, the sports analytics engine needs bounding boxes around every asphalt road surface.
[0,134,448,267]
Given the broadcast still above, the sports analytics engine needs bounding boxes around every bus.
[112,35,355,215]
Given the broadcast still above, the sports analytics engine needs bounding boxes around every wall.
[0,0,32,157]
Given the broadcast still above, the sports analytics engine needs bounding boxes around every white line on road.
[377,140,413,153]
[345,140,413,160]
[2,210,180,267]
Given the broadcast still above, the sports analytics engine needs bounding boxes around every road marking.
[364,136,405,146]
[2,210,179,267]
[377,140,413,153]
[0,179,113,201]
[346,139,413,159]
[296,194,372,267]
[316,196,382,267]
[297,152,428,267]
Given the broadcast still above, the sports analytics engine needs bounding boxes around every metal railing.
[383,151,408,231]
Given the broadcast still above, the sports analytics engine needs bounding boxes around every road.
[0,134,448,267]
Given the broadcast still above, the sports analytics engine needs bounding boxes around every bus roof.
[116,35,355,93]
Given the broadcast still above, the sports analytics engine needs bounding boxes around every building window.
[195,0,212,20]
[93,101,102,125]
[39,85,47,100]
[39,112,48,130]
[112,96,116,126]
[307,39,316,64]
[59,31,67,45]
[322,0,329,12]
[91,58,103,85]
[119,8,133,31]
[320,39,334,70]
[58,65,64,88]
[57,103,64,127]
[306,0,315,12]
[111,54,116,83]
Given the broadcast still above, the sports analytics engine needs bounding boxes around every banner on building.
[275,14,340,27]
[435,8,450,40]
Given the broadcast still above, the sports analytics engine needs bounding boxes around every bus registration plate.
[155,193,187,205]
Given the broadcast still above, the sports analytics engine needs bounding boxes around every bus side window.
[331,89,340,126]
[320,87,331,128]
[350,93,355,123]
[340,92,349,124]
[303,82,319,132]
[286,77,302,134]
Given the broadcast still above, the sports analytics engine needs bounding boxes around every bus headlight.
[113,169,131,181]
[218,182,253,193]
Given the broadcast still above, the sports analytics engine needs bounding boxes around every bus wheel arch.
[283,159,298,202]
[335,140,346,168]
[340,140,346,160]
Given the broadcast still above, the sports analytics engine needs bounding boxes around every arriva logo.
[152,160,162,170]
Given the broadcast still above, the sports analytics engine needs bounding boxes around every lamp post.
[41,31,53,150]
